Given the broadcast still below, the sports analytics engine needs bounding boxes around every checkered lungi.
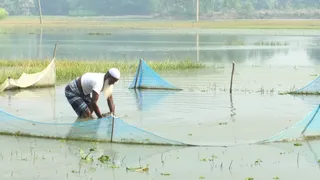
[65,78,92,117]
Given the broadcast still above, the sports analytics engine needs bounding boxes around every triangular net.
[0,109,187,146]
[269,140,320,165]
[290,76,320,94]
[259,105,320,143]
[128,59,182,90]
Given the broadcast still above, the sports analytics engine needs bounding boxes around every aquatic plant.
[253,40,290,46]
[225,39,246,45]
[0,59,207,83]
[126,165,149,173]
[87,32,111,36]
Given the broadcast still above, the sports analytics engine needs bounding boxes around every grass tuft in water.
[87,32,111,36]
[279,91,320,95]
[253,40,290,46]
[0,59,207,83]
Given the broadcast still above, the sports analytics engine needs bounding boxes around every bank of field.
[1,16,320,29]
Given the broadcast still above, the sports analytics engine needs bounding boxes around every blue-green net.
[259,105,320,143]
[128,59,182,90]
[0,109,187,146]
[293,76,320,94]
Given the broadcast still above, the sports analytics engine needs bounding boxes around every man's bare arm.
[107,95,115,114]
[90,91,103,118]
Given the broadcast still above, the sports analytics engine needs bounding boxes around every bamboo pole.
[37,0,43,24]
[229,62,235,94]
[196,0,200,22]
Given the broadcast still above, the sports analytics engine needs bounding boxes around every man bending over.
[65,68,120,119]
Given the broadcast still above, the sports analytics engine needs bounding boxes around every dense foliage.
[0,8,8,19]
[0,0,320,18]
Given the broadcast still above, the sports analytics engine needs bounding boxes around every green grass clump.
[0,59,207,83]
[0,8,8,20]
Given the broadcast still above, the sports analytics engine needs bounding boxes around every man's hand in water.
[101,112,115,117]
[101,113,109,117]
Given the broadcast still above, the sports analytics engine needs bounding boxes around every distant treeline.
[1,0,320,18]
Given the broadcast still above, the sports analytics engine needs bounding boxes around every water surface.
[0,65,319,145]
[1,28,320,66]
[1,28,320,179]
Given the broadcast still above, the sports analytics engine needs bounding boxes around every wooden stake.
[196,0,200,22]
[52,42,58,59]
[229,62,235,94]
[111,107,116,142]
[110,116,115,142]
[37,0,43,24]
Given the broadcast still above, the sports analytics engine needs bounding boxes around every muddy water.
[1,135,320,180]
[0,65,320,146]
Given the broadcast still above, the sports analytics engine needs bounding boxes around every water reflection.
[0,28,319,66]
[0,87,57,120]
[130,89,177,111]
[229,93,236,122]
[66,117,112,141]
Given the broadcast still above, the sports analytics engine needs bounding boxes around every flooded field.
[1,28,320,179]
[1,28,320,66]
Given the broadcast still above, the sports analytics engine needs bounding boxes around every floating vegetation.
[97,155,110,164]
[253,40,290,46]
[294,143,302,146]
[254,159,262,165]
[79,148,95,163]
[280,91,320,95]
[126,165,149,173]
[225,39,246,45]
[161,172,171,176]
[87,32,111,36]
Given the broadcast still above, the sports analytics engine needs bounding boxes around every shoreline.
[1,16,320,29]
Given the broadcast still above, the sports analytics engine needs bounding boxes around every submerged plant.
[126,164,149,173]
[79,148,96,163]
[97,155,110,164]
[254,159,262,165]
[294,143,302,146]
[161,172,171,176]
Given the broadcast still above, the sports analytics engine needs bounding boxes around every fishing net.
[128,59,182,90]
[259,105,320,143]
[269,140,320,166]
[291,76,320,94]
[130,89,177,111]
[0,109,187,146]
[0,58,56,92]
